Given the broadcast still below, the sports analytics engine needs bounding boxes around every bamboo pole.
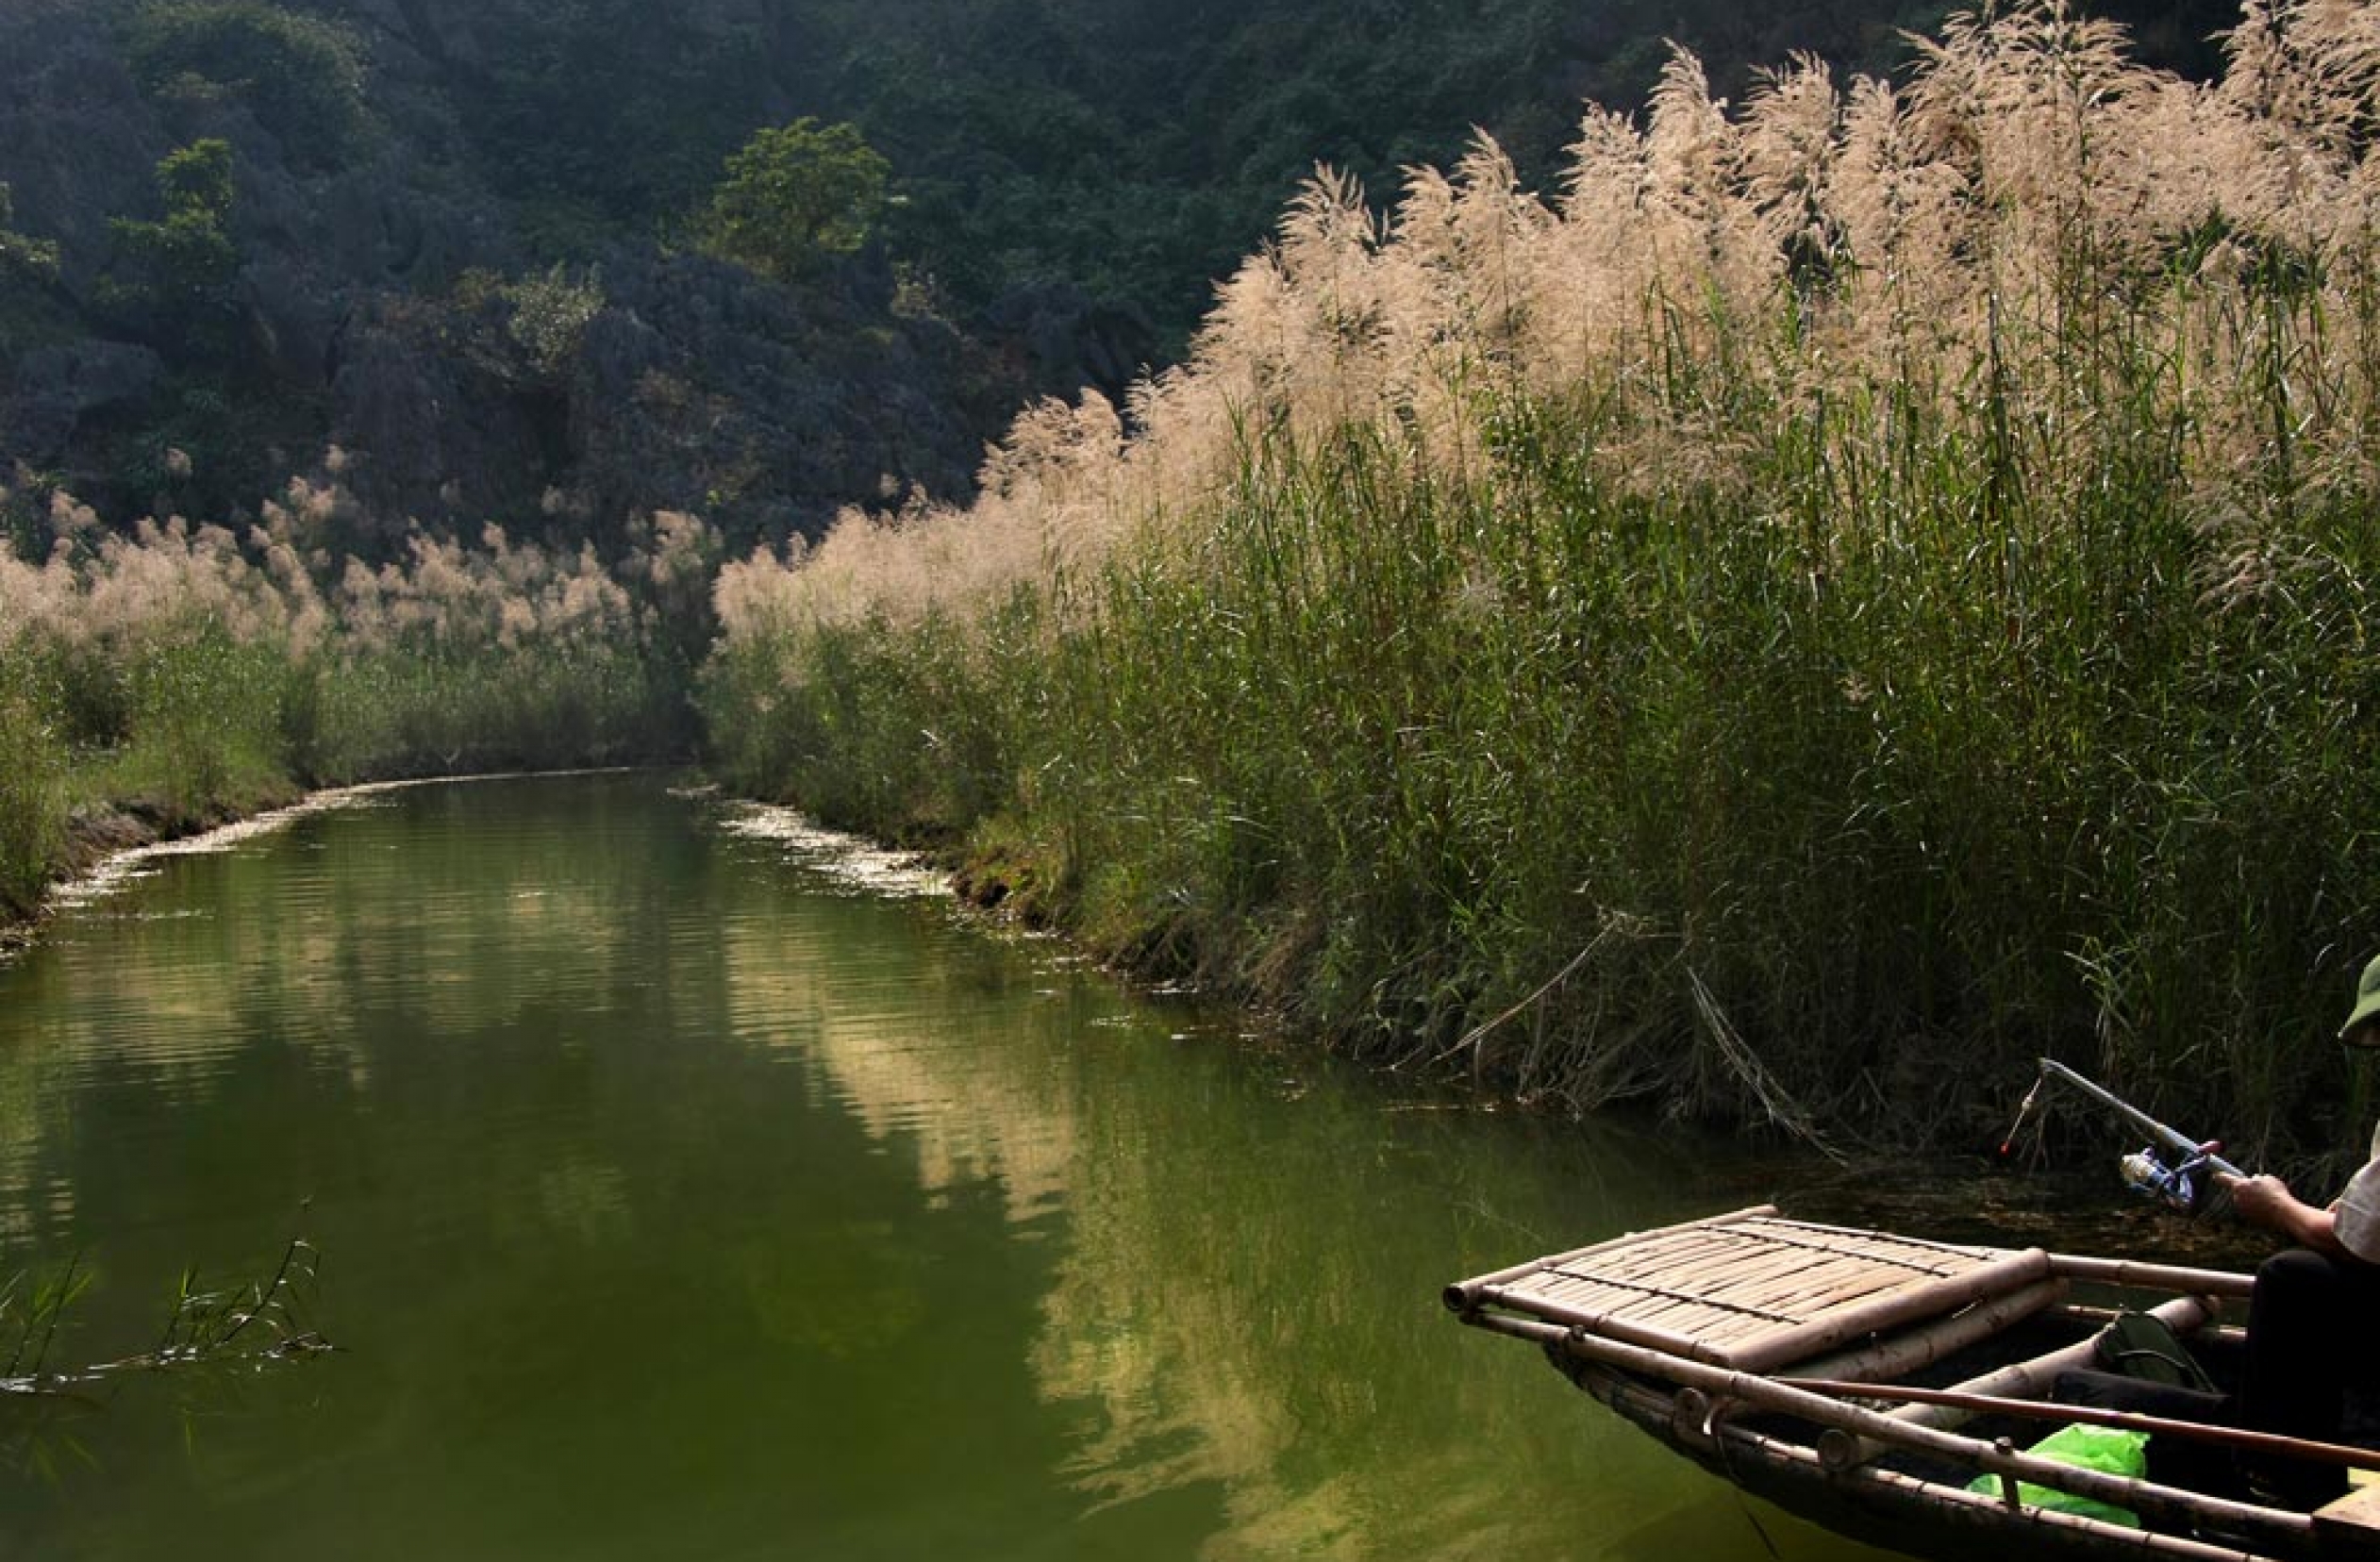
[2048,1304,2243,1349]
[1783,1277,2069,1385]
[2045,1254,2256,1300]
[1783,1377,2380,1473]
[1725,1246,2055,1372]
[1886,1295,2218,1433]
[1535,1321,2314,1544]
[1440,1204,1777,1313]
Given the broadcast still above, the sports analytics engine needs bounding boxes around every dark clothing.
[2053,1368,2237,1496]
[2238,1245,2380,1504]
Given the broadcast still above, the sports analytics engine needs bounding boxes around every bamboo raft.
[1447,1206,2380,1562]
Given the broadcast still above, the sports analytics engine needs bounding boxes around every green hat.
[2343,954,2380,1046]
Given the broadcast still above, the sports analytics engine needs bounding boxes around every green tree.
[103,140,240,354]
[125,1,371,170]
[502,264,605,375]
[698,119,890,282]
[0,185,59,285]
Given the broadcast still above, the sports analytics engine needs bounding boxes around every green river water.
[0,773,1903,1561]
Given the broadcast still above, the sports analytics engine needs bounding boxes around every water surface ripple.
[0,774,1889,1561]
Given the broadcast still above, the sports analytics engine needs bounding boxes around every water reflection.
[0,774,1891,1560]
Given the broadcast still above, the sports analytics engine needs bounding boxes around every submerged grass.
[703,4,2380,1158]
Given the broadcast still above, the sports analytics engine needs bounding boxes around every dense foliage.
[0,484,714,916]
[454,0,774,250]
[703,6,2380,1160]
[759,0,2234,345]
[699,120,890,282]
[97,140,239,355]
[0,186,58,285]
[123,1,371,169]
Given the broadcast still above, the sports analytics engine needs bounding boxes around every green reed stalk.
[704,246,2380,1157]
[0,636,66,917]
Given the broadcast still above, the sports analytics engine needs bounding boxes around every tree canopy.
[125,1,372,169]
[0,184,58,285]
[698,119,890,282]
[102,139,240,354]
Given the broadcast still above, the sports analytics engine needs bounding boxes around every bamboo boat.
[1445,1205,2380,1562]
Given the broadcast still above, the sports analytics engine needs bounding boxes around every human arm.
[2218,1172,2348,1257]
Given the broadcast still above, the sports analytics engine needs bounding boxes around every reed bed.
[703,2,2380,1155]
[0,479,713,915]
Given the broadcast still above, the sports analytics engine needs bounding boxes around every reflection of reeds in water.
[1,778,701,1146]
[717,894,1079,1221]
[721,874,1704,1553]
[1023,1056,1733,1554]
[712,871,1314,1524]
[707,3,2380,1155]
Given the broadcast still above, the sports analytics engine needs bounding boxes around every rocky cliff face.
[0,0,1121,551]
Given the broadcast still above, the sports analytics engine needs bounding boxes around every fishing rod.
[2003,1057,2247,1215]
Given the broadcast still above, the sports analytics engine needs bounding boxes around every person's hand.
[2219,1171,2297,1230]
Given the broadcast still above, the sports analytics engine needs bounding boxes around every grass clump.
[701,3,2380,1157]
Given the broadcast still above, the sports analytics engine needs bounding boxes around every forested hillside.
[0,0,2234,549]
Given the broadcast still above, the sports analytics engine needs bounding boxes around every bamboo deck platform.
[1445,1205,2060,1374]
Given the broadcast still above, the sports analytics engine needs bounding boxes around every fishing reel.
[2002,1060,2247,1219]
[2118,1144,2220,1214]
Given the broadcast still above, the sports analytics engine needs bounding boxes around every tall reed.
[0,476,715,908]
[706,2,2380,1157]
[0,630,64,918]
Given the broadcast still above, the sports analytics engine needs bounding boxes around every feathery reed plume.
[0,466,709,863]
[710,2,2380,1148]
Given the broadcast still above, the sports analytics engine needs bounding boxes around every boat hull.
[1446,1207,2366,1562]
[1583,1360,2277,1562]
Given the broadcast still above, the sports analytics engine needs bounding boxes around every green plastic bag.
[1964,1423,2147,1528]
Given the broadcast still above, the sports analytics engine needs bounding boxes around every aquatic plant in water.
[1,1234,333,1473]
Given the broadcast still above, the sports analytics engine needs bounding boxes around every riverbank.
[0,784,289,955]
[703,388,2380,1165]
[0,490,714,927]
[699,11,2380,1165]
[0,766,679,961]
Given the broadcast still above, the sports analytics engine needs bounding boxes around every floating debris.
[716,803,950,899]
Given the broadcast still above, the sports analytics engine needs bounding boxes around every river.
[0,773,1904,1560]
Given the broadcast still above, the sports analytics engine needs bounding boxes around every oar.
[1780,1375,2380,1473]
